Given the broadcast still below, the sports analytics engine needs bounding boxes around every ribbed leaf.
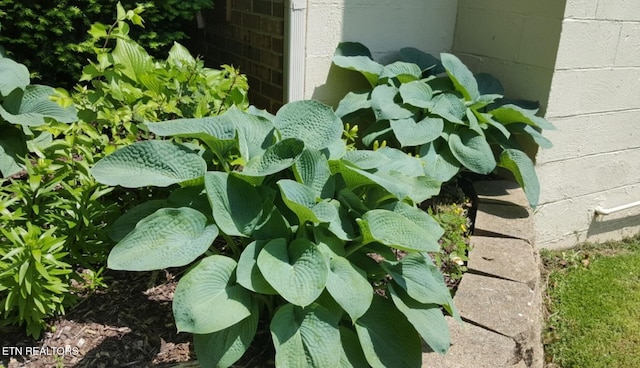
[448,128,496,174]
[399,80,434,109]
[420,140,461,182]
[338,326,369,368]
[0,85,77,126]
[193,301,258,368]
[112,37,153,82]
[271,303,341,368]
[278,179,320,224]
[257,238,328,307]
[204,172,263,237]
[242,138,305,176]
[390,117,443,147]
[398,47,444,74]
[0,125,27,177]
[383,253,452,307]
[91,140,207,188]
[107,207,218,271]
[0,58,29,95]
[236,240,278,294]
[167,42,196,67]
[333,42,383,86]
[430,93,466,124]
[490,104,556,130]
[358,209,441,252]
[294,149,333,198]
[325,256,373,322]
[335,91,371,118]
[173,255,253,334]
[355,296,422,368]
[387,201,444,241]
[274,100,343,151]
[370,85,412,121]
[388,283,451,355]
[380,61,422,83]
[441,53,479,101]
[498,149,540,208]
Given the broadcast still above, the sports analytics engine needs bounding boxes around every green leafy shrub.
[91,100,458,367]
[72,4,248,149]
[0,0,213,87]
[0,223,74,339]
[332,42,555,207]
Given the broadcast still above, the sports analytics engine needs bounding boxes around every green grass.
[542,236,640,367]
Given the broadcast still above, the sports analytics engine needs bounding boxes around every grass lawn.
[541,236,640,367]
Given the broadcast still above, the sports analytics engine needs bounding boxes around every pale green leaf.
[380,61,422,83]
[390,116,443,147]
[0,85,77,126]
[173,255,253,334]
[271,303,341,368]
[384,253,452,307]
[167,42,196,67]
[257,238,328,307]
[237,240,278,294]
[490,104,556,130]
[0,58,29,95]
[498,149,540,208]
[107,207,218,271]
[333,42,383,86]
[420,140,461,182]
[441,53,479,101]
[338,326,369,368]
[358,209,441,252]
[335,91,371,118]
[388,283,451,354]
[0,125,27,177]
[448,128,496,174]
[91,140,207,188]
[399,80,434,109]
[430,93,466,124]
[370,85,413,121]
[294,149,333,198]
[274,100,343,151]
[325,256,373,322]
[193,301,258,368]
[355,296,422,368]
[112,37,153,82]
[204,172,263,237]
[242,138,305,176]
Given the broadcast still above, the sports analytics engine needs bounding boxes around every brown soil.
[1,270,196,368]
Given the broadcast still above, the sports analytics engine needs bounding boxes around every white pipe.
[284,0,307,102]
[595,200,640,216]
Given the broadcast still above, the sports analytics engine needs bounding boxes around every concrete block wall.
[304,0,458,106]
[536,0,640,248]
[189,0,285,112]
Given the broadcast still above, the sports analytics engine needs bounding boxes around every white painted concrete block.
[537,110,640,163]
[564,0,598,19]
[535,183,640,249]
[554,20,621,70]
[537,147,640,204]
[519,16,564,69]
[615,22,640,67]
[546,68,640,118]
[596,0,640,21]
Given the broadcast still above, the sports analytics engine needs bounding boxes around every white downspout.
[285,0,307,102]
[595,200,640,216]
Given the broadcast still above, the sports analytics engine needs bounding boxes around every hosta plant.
[332,42,555,207]
[91,100,458,367]
[0,54,77,177]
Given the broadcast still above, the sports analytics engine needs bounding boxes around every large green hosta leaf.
[0,125,27,177]
[294,149,333,198]
[242,138,305,176]
[274,100,343,151]
[173,255,254,334]
[355,296,422,368]
[370,85,413,121]
[204,172,263,237]
[0,58,29,95]
[388,283,451,355]
[390,116,443,147]
[489,104,555,130]
[257,238,328,307]
[271,303,341,368]
[498,149,540,208]
[448,128,496,175]
[399,80,434,109]
[358,209,441,252]
[0,85,77,127]
[333,42,383,87]
[441,53,479,102]
[91,140,207,187]
[335,91,371,118]
[107,207,218,271]
[325,256,373,322]
[379,61,422,83]
[420,140,460,182]
[236,240,278,295]
[193,301,258,368]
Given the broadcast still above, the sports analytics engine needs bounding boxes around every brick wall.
[189,0,285,112]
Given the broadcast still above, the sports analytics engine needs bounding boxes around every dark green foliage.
[0,0,213,87]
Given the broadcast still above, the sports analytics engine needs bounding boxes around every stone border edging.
[422,180,543,368]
